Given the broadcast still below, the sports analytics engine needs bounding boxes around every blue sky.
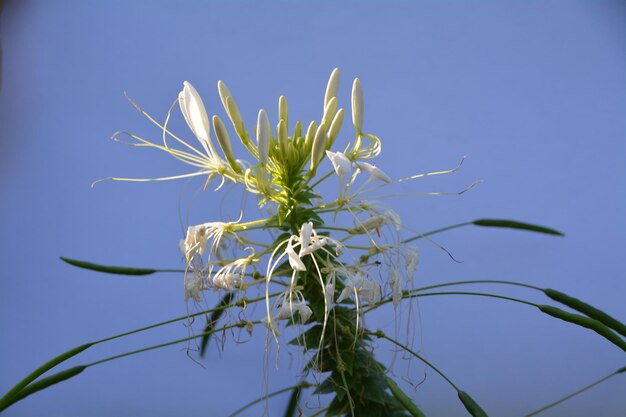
[1,1,625,416]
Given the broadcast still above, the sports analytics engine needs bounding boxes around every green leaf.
[361,372,387,405]
[282,384,302,417]
[60,256,157,275]
[288,325,324,350]
[473,219,563,236]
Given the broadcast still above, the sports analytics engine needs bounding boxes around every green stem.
[413,280,544,293]
[227,382,313,417]
[402,221,473,243]
[369,331,460,391]
[366,291,539,313]
[523,367,625,417]
[94,293,275,344]
[87,320,262,367]
[309,170,334,189]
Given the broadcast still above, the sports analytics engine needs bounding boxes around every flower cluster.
[107,68,465,416]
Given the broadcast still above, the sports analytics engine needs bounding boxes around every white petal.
[286,245,306,271]
[326,150,352,178]
[360,162,392,183]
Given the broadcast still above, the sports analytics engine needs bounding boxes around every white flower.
[336,272,381,305]
[212,256,251,291]
[184,273,206,302]
[358,201,402,232]
[389,268,402,308]
[404,245,420,281]
[183,221,229,260]
[348,215,387,235]
[273,291,313,323]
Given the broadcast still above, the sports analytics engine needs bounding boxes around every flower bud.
[327,108,344,149]
[304,121,317,152]
[217,80,247,140]
[293,121,302,140]
[278,95,288,128]
[321,97,338,130]
[310,126,328,172]
[277,119,288,155]
[324,68,340,108]
[256,109,271,164]
[212,115,241,174]
[351,78,364,134]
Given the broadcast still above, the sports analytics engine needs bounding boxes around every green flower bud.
[279,95,288,129]
[304,121,317,152]
[212,115,241,174]
[352,78,364,134]
[324,68,340,108]
[321,97,338,130]
[327,108,344,150]
[256,109,271,164]
[310,126,327,173]
[277,119,288,156]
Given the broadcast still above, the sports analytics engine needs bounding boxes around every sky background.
[1,1,625,416]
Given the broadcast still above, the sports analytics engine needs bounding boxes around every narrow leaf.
[473,219,563,236]
[0,343,92,410]
[0,366,86,412]
[60,256,157,275]
[282,384,301,417]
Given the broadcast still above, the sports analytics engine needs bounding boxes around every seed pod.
[212,115,242,174]
[352,78,364,134]
[457,391,489,417]
[0,343,92,411]
[0,366,87,412]
[60,257,156,275]
[538,305,626,352]
[544,289,626,338]
[385,376,427,417]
